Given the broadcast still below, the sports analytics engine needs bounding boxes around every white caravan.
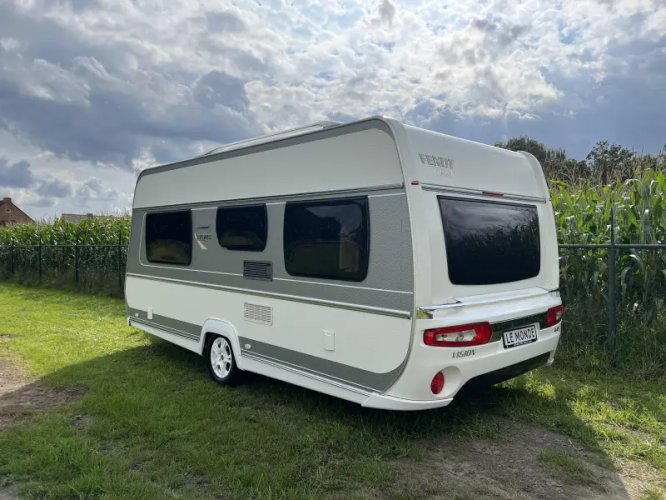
[125,117,563,411]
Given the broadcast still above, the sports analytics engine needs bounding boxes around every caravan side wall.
[125,120,416,396]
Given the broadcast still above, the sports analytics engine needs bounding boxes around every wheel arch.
[198,318,244,369]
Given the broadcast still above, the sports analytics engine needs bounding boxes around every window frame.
[283,196,370,282]
[215,203,268,252]
[144,209,193,266]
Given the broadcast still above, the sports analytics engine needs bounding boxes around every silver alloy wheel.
[210,337,233,379]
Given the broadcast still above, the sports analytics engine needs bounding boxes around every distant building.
[0,197,35,227]
[60,213,121,223]
[60,213,95,223]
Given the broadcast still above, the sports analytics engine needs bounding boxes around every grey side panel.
[126,192,414,312]
[128,308,201,341]
[240,337,403,392]
[127,308,403,392]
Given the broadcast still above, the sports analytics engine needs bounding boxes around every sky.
[0,0,664,219]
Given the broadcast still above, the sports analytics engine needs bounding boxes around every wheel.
[206,335,239,386]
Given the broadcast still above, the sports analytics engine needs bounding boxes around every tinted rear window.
[438,197,540,285]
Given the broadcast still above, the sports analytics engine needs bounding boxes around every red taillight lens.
[546,305,565,327]
[431,371,445,394]
[423,322,492,347]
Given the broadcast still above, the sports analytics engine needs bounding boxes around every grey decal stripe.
[239,337,405,392]
[128,308,201,341]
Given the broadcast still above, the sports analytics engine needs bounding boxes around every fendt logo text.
[418,153,454,175]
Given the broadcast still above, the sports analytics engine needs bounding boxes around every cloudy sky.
[0,0,664,219]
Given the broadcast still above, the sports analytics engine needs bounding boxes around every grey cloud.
[0,2,259,168]
[0,158,34,187]
[472,17,528,47]
[379,0,396,27]
[37,178,72,198]
[206,11,247,33]
[76,177,119,201]
[193,71,248,112]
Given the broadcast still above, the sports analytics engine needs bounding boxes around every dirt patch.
[385,417,665,499]
[0,356,87,430]
[0,484,19,500]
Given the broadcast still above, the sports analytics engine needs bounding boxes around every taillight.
[546,305,565,327]
[423,322,492,347]
[431,371,445,394]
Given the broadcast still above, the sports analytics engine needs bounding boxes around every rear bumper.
[361,351,553,410]
[364,325,560,410]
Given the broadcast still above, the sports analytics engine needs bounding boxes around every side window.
[145,210,192,265]
[284,197,369,281]
[216,204,267,251]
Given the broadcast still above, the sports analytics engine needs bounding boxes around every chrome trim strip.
[416,301,463,319]
[421,184,546,204]
[126,273,412,319]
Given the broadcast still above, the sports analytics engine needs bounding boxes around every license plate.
[503,324,538,348]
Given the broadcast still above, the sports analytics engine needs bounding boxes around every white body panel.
[133,127,402,208]
[126,117,563,410]
[126,276,411,376]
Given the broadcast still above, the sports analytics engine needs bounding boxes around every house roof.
[0,197,35,224]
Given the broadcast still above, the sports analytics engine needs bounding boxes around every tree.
[495,136,579,183]
[585,141,635,184]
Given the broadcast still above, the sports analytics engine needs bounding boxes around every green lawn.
[0,283,664,499]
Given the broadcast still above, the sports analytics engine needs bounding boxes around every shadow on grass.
[0,338,639,499]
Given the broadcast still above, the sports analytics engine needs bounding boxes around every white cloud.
[0,0,664,215]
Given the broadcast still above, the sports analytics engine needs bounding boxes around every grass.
[0,283,665,498]
[537,450,598,486]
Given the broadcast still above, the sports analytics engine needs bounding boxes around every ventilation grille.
[244,303,273,325]
[243,260,273,281]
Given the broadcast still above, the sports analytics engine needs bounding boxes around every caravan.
[125,117,563,410]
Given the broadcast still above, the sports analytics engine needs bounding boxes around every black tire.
[205,334,240,386]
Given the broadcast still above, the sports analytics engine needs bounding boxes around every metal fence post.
[607,207,617,362]
[38,237,42,281]
[75,239,79,284]
[117,233,122,289]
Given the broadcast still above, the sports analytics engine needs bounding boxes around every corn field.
[551,168,665,375]
[0,217,130,294]
[0,170,664,375]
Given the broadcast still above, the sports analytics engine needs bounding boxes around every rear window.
[438,197,540,285]
[145,210,192,266]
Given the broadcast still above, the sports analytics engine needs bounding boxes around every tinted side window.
[284,197,369,281]
[438,197,540,285]
[145,210,192,265]
[216,204,267,251]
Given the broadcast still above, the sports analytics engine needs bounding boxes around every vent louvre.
[244,303,273,325]
[243,261,273,281]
